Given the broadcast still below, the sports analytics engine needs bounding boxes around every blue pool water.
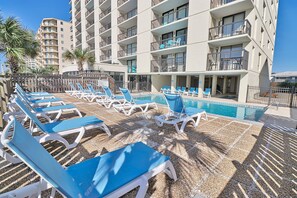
[135,95,266,121]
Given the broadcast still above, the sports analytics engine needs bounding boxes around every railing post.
[268,86,272,106]
[290,86,295,108]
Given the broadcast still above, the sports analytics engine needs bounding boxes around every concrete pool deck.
[0,93,296,197]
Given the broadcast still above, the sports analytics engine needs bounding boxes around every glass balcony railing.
[151,6,188,29]
[207,49,249,71]
[151,34,187,51]
[117,8,137,24]
[151,57,186,72]
[118,47,137,58]
[209,20,251,40]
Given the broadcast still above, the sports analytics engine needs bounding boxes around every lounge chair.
[180,87,186,95]
[192,88,199,97]
[15,83,51,96]
[160,85,170,93]
[85,83,106,102]
[0,117,177,197]
[15,83,55,100]
[188,87,196,96]
[6,94,82,123]
[113,88,158,116]
[76,83,94,100]
[175,86,181,94]
[65,82,81,97]
[203,88,211,98]
[155,93,208,133]
[13,98,110,149]
[97,86,124,108]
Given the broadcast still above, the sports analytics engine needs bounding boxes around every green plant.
[63,48,95,71]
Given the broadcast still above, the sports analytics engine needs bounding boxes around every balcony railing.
[209,20,251,40]
[85,0,92,5]
[118,0,129,7]
[99,23,111,33]
[86,21,94,28]
[75,20,81,26]
[151,57,186,72]
[151,0,165,6]
[100,37,112,47]
[99,0,106,5]
[85,9,94,17]
[118,27,137,41]
[117,8,137,24]
[207,50,249,71]
[87,44,95,51]
[99,7,111,19]
[75,9,81,16]
[86,33,94,40]
[151,34,187,51]
[210,0,237,9]
[151,6,188,29]
[76,41,82,46]
[118,47,137,58]
[100,54,112,61]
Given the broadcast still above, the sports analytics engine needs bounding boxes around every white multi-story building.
[36,18,73,73]
[70,0,279,102]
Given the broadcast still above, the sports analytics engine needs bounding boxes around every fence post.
[290,86,295,108]
[268,86,272,106]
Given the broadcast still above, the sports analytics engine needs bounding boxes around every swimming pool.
[135,94,266,122]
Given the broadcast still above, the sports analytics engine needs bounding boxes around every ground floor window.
[127,59,137,73]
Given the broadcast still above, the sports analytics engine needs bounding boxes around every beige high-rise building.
[70,0,279,102]
[36,18,73,73]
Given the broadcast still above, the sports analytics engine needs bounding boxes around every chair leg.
[37,134,71,149]
[69,128,85,149]
[164,161,178,181]
[75,108,83,117]
[99,123,111,136]
[135,176,149,198]
[194,114,202,127]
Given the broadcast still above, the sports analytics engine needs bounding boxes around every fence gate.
[247,86,297,108]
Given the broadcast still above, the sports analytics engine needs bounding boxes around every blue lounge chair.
[192,88,199,97]
[113,88,158,116]
[76,83,92,99]
[85,84,106,102]
[180,87,186,95]
[15,83,51,96]
[15,83,55,100]
[97,86,124,108]
[65,82,81,97]
[155,93,208,133]
[1,118,177,197]
[175,86,181,93]
[13,98,110,149]
[160,85,170,93]
[15,88,65,107]
[188,87,196,96]
[203,88,211,98]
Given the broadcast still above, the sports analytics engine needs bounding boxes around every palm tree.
[63,48,95,72]
[0,16,40,73]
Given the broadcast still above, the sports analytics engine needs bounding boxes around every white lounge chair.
[155,93,208,133]
[85,83,106,102]
[113,88,158,116]
[97,86,125,108]
[203,88,211,98]
[0,117,177,198]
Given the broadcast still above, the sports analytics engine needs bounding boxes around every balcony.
[87,44,95,51]
[118,47,137,59]
[151,0,165,6]
[85,9,94,17]
[151,57,186,72]
[151,34,187,51]
[99,23,111,34]
[86,21,94,29]
[210,0,254,18]
[75,20,81,26]
[208,20,251,46]
[100,54,112,61]
[207,49,249,71]
[118,8,137,24]
[117,0,128,7]
[85,0,92,5]
[100,37,111,47]
[118,27,137,42]
[151,6,188,34]
[86,33,94,41]
[99,7,111,19]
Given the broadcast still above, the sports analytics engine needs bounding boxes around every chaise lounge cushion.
[67,142,169,197]
[31,98,63,104]
[35,104,77,113]
[43,116,103,133]
[183,107,205,116]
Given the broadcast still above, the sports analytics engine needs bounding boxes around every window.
[161,32,173,45]
[62,47,64,50]
[220,45,243,70]
[61,28,64,31]
[263,2,267,20]
[176,28,187,45]
[222,12,245,37]
[61,41,64,44]
[261,28,264,47]
[61,34,64,38]
[162,9,174,25]
[176,4,188,20]
[127,26,137,37]
[267,40,270,49]
[60,21,63,25]
[127,59,137,73]
[126,43,137,55]
[258,53,262,71]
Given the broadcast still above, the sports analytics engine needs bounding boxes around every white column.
[212,75,217,96]
[94,0,100,63]
[238,73,249,103]
[186,75,191,88]
[171,75,177,92]
[236,76,240,95]
[198,74,205,98]
[223,76,227,94]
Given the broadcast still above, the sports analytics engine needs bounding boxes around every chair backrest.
[86,84,96,94]
[69,82,76,91]
[176,86,181,91]
[189,87,195,92]
[1,118,82,197]
[181,87,186,91]
[164,93,185,114]
[119,88,134,103]
[176,37,182,45]
[103,86,113,98]
[205,88,211,94]
[14,98,47,132]
[76,83,84,91]
[195,88,199,93]
[15,91,36,113]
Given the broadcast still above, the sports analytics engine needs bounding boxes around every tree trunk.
[9,58,19,74]
[78,62,84,72]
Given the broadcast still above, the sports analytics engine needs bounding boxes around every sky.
[0,0,296,73]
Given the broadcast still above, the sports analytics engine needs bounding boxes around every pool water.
[135,94,266,122]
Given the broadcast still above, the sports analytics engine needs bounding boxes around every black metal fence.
[247,86,297,108]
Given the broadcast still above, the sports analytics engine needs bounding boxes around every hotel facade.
[36,18,73,73]
[70,0,279,102]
